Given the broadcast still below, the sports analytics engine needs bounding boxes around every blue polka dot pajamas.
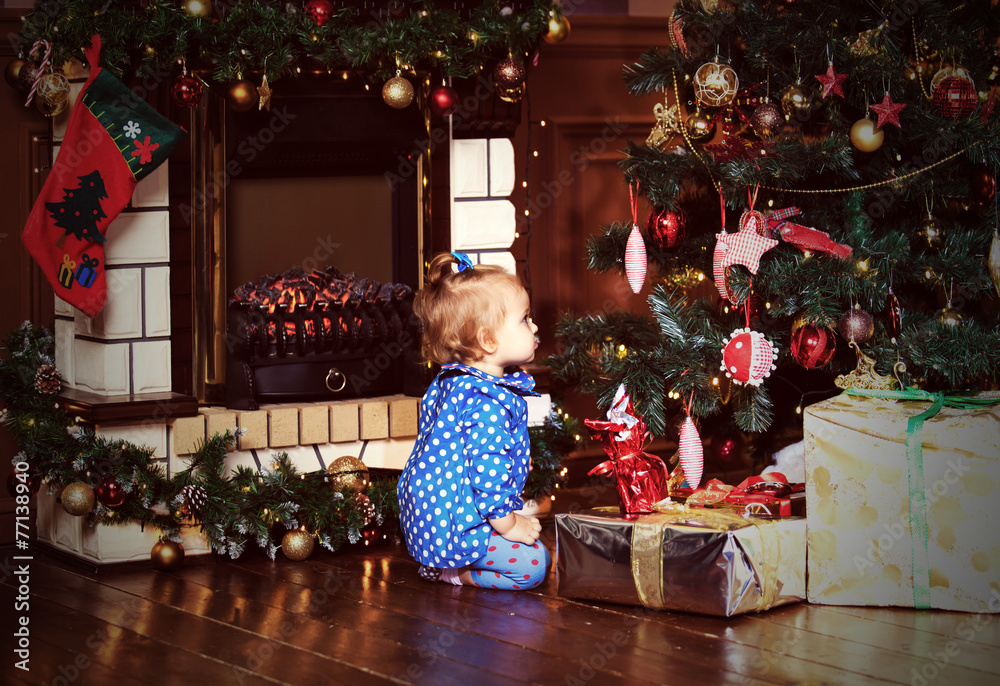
[397,363,550,590]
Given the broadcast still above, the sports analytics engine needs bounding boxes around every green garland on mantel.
[1,321,579,560]
[15,0,560,84]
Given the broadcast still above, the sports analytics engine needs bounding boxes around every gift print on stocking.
[21,34,184,317]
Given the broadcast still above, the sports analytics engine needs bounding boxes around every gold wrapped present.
[555,506,805,617]
[804,390,1000,613]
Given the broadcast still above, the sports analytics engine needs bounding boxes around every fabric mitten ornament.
[22,35,185,317]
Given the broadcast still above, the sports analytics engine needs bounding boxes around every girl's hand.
[489,512,542,545]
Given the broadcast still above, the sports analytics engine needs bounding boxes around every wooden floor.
[4,476,1000,686]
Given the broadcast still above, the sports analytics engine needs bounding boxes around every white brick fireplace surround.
[40,81,537,564]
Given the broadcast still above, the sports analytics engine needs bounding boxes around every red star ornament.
[712,211,779,300]
[871,92,906,129]
[815,61,848,99]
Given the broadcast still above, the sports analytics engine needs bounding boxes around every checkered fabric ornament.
[625,224,647,294]
[713,211,778,300]
[678,416,704,489]
[721,327,777,386]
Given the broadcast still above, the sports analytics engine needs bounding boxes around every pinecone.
[34,364,60,395]
[181,484,207,513]
[355,493,375,526]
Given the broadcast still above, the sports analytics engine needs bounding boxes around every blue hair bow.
[451,252,475,272]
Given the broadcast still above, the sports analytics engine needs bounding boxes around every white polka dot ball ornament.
[678,416,704,489]
[720,327,777,386]
[624,224,647,294]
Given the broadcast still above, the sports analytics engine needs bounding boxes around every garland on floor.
[1,321,579,560]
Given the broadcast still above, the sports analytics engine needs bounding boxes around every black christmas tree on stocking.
[22,35,184,317]
[47,170,109,246]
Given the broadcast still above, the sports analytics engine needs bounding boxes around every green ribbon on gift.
[843,387,1000,609]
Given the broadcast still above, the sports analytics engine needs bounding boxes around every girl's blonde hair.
[414,253,526,365]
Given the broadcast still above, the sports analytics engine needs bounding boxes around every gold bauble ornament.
[281,529,316,561]
[684,111,714,140]
[181,0,213,18]
[498,84,524,103]
[780,82,817,118]
[226,79,257,112]
[326,455,370,494]
[5,58,27,90]
[35,72,70,117]
[913,215,947,252]
[850,117,884,152]
[694,60,739,108]
[382,75,414,109]
[151,539,185,571]
[542,12,570,44]
[988,233,1000,298]
[61,481,95,516]
[936,306,964,328]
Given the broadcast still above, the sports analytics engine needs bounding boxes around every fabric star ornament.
[21,35,185,317]
[815,61,848,99]
[712,210,779,301]
[871,92,906,129]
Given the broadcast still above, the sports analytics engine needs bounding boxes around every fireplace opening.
[183,76,432,405]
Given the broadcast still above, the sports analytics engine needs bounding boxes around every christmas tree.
[549,0,1000,469]
[46,170,109,244]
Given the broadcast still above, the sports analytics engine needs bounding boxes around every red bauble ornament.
[706,433,743,468]
[721,327,777,387]
[304,0,334,26]
[887,289,903,339]
[95,475,127,508]
[170,74,203,108]
[645,207,686,249]
[932,76,977,119]
[494,56,525,89]
[790,319,837,369]
[429,84,459,117]
[6,471,42,499]
[970,163,996,207]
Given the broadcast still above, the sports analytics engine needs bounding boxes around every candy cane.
[25,38,52,108]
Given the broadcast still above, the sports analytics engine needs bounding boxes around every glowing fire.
[231,266,411,345]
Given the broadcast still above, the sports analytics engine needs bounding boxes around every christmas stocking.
[22,35,185,317]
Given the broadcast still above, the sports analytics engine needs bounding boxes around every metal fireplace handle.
[325,368,347,393]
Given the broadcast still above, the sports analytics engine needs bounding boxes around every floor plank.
[5,520,1000,686]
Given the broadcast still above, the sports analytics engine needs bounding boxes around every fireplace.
[178,74,432,405]
[225,266,420,409]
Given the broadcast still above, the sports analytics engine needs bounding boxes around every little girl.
[397,252,550,590]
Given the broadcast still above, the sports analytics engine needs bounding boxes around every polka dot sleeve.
[464,392,523,521]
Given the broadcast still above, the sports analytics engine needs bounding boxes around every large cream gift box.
[803,391,1000,612]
